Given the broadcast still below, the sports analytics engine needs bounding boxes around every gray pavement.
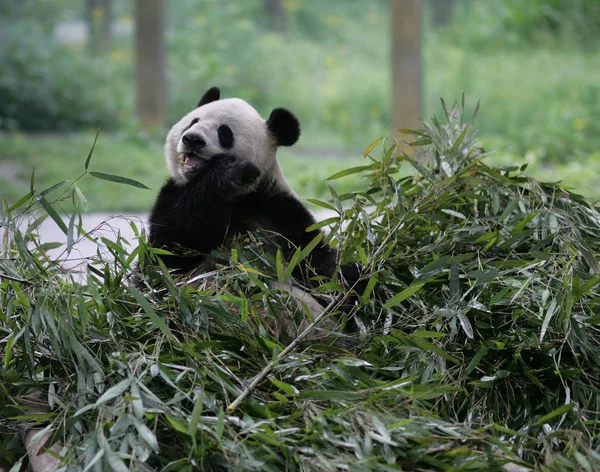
[18,209,337,275]
[8,213,147,275]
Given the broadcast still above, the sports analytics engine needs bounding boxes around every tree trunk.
[390,0,422,146]
[135,0,167,130]
[87,0,112,54]
[432,0,454,28]
[264,0,286,32]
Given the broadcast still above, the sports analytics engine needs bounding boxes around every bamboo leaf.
[73,184,89,212]
[300,391,362,400]
[275,249,285,282]
[270,378,299,396]
[85,129,100,171]
[67,211,76,254]
[96,378,131,406]
[412,337,461,364]
[7,191,33,212]
[442,209,467,220]
[534,402,574,426]
[135,419,160,452]
[465,347,488,375]
[471,100,481,123]
[540,297,558,342]
[298,231,324,262]
[30,168,35,194]
[363,137,383,157]
[306,199,337,212]
[383,283,425,309]
[188,392,204,435]
[457,311,474,339]
[39,180,66,197]
[89,172,150,189]
[129,286,175,341]
[306,217,339,232]
[325,165,372,181]
[36,195,68,234]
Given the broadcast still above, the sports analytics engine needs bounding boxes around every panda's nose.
[182,134,206,150]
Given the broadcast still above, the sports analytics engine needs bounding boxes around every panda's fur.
[165,86,297,196]
[148,87,360,289]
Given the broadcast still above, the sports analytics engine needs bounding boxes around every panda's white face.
[165,87,301,201]
[165,97,277,185]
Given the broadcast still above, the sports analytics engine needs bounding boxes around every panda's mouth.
[181,154,205,170]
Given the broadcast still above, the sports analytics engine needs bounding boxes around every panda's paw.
[233,158,261,187]
[216,155,261,196]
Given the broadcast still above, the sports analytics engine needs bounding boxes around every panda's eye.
[218,124,234,149]
[182,118,200,134]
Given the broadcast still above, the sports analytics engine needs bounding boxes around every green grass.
[425,44,600,161]
[0,132,367,213]
[484,142,600,200]
[1,105,599,470]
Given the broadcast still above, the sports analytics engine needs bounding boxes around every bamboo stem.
[226,294,346,412]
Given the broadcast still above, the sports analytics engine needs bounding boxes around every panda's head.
[165,87,300,190]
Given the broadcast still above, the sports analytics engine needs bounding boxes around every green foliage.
[3,0,600,165]
[0,1,127,131]
[166,0,388,147]
[445,0,600,48]
[0,30,123,131]
[503,0,600,45]
[1,102,599,470]
[425,44,600,161]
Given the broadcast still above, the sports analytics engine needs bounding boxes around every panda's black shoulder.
[246,178,303,210]
[151,178,180,210]
[149,177,202,227]
[157,177,179,194]
[237,178,316,233]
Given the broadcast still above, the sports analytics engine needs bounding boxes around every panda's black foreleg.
[207,154,261,199]
[237,189,364,292]
[148,155,261,272]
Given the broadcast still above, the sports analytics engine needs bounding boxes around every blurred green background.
[1,0,599,212]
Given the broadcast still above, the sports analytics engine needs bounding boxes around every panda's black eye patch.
[218,124,234,149]
[182,118,200,134]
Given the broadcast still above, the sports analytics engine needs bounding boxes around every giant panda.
[147,86,361,292]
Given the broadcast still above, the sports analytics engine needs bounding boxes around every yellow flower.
[339,112,350,126]
[324,15,344,27]
[109,50,126,63]
[283,0,303,12]
[323,84,336,97]
[324,56,337,68]
[120,14,133,25]
[367,12,379,25]
[92,7,105,21]
[224,66,238,76]
[369,107,382,120]
[194,15,208,27]
[573,119,586,130]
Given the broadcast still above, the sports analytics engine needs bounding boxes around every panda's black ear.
[267,108,300,146]
[197,87,220,107]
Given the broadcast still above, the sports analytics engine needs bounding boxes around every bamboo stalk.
[226,294,347,412]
